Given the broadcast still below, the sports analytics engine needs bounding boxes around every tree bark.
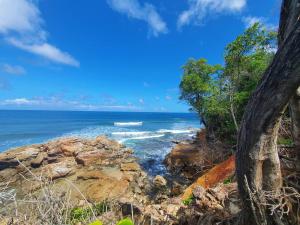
[290,87,300,163]
[280,0,300,167]
[236,1,300,224]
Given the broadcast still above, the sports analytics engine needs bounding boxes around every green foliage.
[278,137,294,146]
[179,23,277,143]
[116,218,135,225]
[182,195,194,205]
[223,176,233,185]
[88,219,134,225]
[89,220,103,225]
[70,201,109,223]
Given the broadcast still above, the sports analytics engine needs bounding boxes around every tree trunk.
[280,0,300,169]
[236,1,300,224]
[230,102,239,133]
[290,87,300,163]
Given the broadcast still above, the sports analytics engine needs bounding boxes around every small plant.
[70,201,110,223]
[89,220,103,225]
[70,207,93,222]
[93,201,110,215]
[182,195,194,206]
[116,218,134,225]
[223,176,233,184]
[278,137,294,146]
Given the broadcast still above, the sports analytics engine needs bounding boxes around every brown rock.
[0,159,18,170]
[94,136,121,151]
[170,182,184,196]
[47,148,62,157]
[77,171,104,180]
[182,155,235,200]
[75,150,107,166]
[30,152,47,168]
[119,201,142,216]
[15,147,40,161]
[85,178,129,202]
[60,140,83,156]
[46,156,58,164]
[153,175,167,188]
[120,162,140,171]
[42,160,75,179]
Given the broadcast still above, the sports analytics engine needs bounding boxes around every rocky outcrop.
[0,136,149,204]
[182,155,235,200]
[164,130,231,180]
[0,134,241,225]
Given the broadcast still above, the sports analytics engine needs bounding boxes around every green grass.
[223,176,233,185]
[182,195,194,206]
[278,137,294,146]
[70,201,110,223]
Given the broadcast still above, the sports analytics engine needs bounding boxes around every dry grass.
[243,175,300,225]
[0,159,100,225]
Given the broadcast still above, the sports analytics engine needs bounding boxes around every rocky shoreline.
[0,133,240,225]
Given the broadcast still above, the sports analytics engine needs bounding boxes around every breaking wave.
[114,122,143,127]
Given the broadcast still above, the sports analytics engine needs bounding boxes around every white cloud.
[178,0,246,28]
[0,97,141,111]
[242,16,277,30]
[3,98,39,105]
[2,63,26,75]
[0,0,79,67]
[0,0,42,34]
[8,38,79,67]
[107,0,168,37]
[242,16,262,27]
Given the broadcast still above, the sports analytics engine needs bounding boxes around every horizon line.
[0,108,195,114]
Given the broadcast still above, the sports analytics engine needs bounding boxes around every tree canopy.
[179,23,277,143]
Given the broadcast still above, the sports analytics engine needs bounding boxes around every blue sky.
[0,0,280,112]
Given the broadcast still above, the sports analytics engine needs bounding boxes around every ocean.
[0,110,201,176]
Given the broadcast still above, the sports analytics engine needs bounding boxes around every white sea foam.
[119,134,165,143]
[157,129,195,134]
[114,122,143,127]
[111,131,149,137]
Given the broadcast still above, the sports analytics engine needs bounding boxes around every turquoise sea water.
[0,110,201,176]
